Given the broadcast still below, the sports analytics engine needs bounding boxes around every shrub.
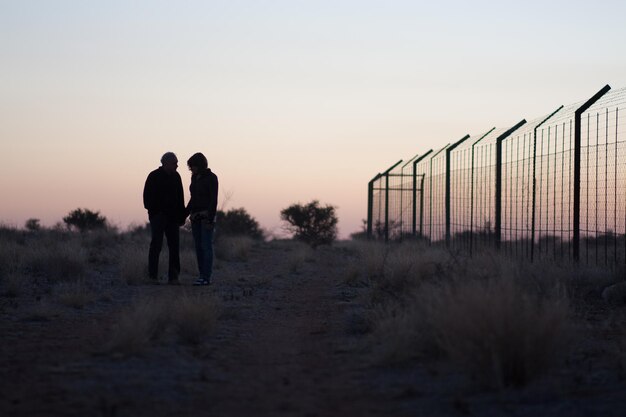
[280,200,338,247]
[25,218,42,232]
[63,208,108,232]
[216,208,264,240]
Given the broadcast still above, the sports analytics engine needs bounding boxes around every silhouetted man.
[143,152,186,284]
[186,152,218,286]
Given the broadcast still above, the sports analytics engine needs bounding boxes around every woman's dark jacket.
[187,168,219,221]
[143,167,186,223]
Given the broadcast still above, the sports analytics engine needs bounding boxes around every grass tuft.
[119,245,148,285]
[172,293,221,344]
[106,296,170,355]
[368,243,572,387]
[27,243,87,282]
[215,236,254,261]
[426,277,570,387]
[106,292,220,355]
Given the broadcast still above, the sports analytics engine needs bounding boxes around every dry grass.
[119,244,148,285]
[286,243,314,273]
[354,241,388,279]
[343,264,363,287]
[172,293,221,344]
[106,292,220,355]
[0,239,24,278]
[119,239,196,282]
[215,235,255,261]
[368,242,573,387]
[26,241,87,282]
[53,281,97,309]
[106,296,170,355]
[348,240,453,304]
[84,230,121,265]
[426,278,570,387]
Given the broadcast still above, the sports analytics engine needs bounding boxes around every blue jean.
[191,220,214,281]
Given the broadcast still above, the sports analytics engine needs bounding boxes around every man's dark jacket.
[143,167,186,223]
[187,168,219,221]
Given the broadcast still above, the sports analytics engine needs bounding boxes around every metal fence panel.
[367,85,626,268]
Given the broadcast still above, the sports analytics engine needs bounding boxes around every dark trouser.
[191,220,214,281]
[148,213,180,281]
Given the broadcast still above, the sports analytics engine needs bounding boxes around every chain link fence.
[367,84,626,266]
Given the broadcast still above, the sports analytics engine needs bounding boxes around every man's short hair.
[161,152,178,164]
[187,152,208,170]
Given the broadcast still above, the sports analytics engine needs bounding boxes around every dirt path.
[0,243,396,417]
[206,256,383,416]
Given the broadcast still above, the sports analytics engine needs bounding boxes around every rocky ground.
[1,237,626,417]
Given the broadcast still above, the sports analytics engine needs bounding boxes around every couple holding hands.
[143,152,218,286]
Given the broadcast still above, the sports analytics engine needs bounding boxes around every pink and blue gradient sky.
[2,1,626,237]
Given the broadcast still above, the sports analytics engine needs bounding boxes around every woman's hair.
[187,152,208,170]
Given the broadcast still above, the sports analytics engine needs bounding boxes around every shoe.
[168,279,181,286]
[193,278,211,286]
[148,277,160,285]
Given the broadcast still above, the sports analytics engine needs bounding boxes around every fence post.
[573,85,611,261]
[530,105,564,261]
[469,128,496,255]
[495,120,527,250]
[412,150,433,237]
[385,174,389,242]
[367,173,381,239]
[445,135,470,246]
[381,160,403,242]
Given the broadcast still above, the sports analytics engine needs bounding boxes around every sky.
[2,0,626,238]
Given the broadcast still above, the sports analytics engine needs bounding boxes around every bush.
[280,200,338,247]
[25,218,42,232]
[63,208,108,232]
[216,208,264,240]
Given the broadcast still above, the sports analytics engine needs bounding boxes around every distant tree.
[280,200,338,247]
[216,208,264,240]
[63,208,107,232]
[25,218,41,232]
